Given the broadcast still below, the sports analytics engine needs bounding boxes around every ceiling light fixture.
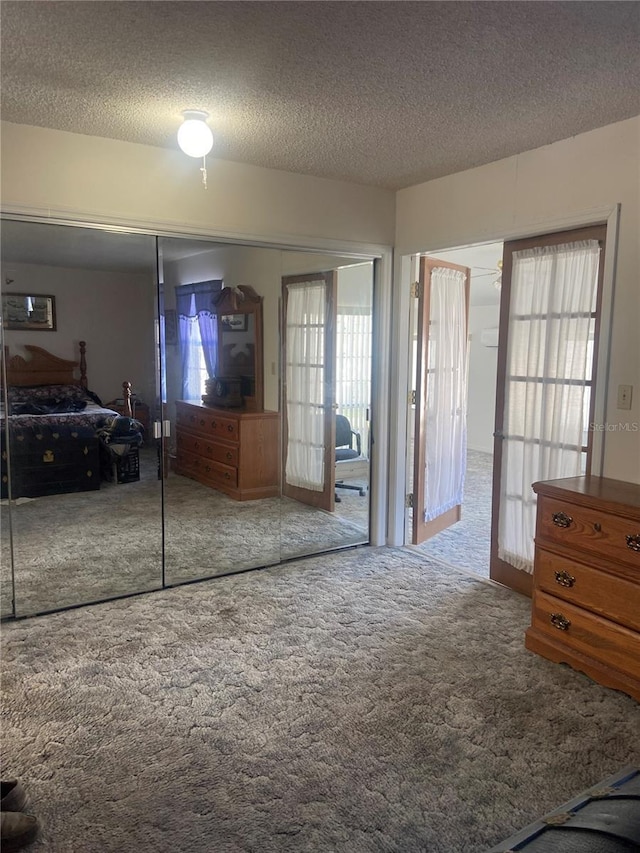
[177,110,213,189]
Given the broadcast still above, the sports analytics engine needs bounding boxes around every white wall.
[467,305,500,454]
[3,263,156,405]
[396,116,640,483]
[0,122,395,248]
[337,262,374,310]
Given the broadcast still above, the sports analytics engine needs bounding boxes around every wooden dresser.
[526,476,640,701]
[174,401,279,501]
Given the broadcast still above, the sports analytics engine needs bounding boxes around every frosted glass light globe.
[177,111,213,158]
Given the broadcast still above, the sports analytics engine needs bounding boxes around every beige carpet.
[2,545,638,852]
[1,447,369,617]
[411,450,493,578]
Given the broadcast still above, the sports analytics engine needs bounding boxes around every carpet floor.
[1,448,370,617]
[2,545,638,852]
[412,450,493,578]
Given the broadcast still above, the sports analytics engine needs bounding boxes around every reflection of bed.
[1,342,139,498]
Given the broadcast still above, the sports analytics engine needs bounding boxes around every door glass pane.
[1,219,163,615]
[422,267,467,522]
[284,280,327,492]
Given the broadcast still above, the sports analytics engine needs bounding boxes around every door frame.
[391,204,620,550]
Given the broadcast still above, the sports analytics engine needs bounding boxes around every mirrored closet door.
[158,236,373,586]
[1,219,163,616]
[1,220,375,617]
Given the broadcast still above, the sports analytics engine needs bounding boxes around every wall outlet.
[617,384,633,410]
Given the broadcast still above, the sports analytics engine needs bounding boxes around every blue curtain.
[176,280,222,400]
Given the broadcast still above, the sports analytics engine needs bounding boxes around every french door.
[411,257,470,544]
[490,225,606,594]
[282,272,337,511]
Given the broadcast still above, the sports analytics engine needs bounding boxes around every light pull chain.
[200,155,208,189]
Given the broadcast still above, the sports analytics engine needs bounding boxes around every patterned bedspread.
[1,384,144,499]
[4,402,120,432]
[1,384,131,433]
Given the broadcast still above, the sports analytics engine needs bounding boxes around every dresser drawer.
[176,407,239,442]
[535,548,640,631]
[531,590,640,679]
[176,432,239,467]
[175,448,238,489]
[537,495,640,570]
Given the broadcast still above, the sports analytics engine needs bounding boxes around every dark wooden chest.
[488,766,640,852]
[2,424,100,498]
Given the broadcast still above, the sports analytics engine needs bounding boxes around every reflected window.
[335,263,373,458]
[176,280,222,400]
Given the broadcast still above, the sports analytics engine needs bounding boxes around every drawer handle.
[212,421,217,428]
[226,452,232,460]
[552,511,573,528]
[554,570,575,588]
[194,441,200,450]
[224,472,231,480]
[227,425,234,433]
[626,533,640,552]
[550,613,571,631]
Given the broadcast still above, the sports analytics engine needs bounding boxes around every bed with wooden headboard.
[1,342,140,498]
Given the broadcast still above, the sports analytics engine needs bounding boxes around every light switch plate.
[617,384,632,410]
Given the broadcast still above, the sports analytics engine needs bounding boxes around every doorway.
[406,225,609,594]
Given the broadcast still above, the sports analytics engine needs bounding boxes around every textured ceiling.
[1,1,639,190]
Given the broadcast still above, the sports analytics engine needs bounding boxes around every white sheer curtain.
[498,240,601,572]
[335,263,373,457]
[285,281,326,491]
[424,267,468,521]
[336,311,372,457]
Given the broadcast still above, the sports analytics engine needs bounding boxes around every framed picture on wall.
[164,309,178,345]
[221,313,248,332]
[2,293,56,331]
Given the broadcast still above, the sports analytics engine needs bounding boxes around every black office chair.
[335,414,367,501]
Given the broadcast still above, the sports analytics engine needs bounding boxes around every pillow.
[11,398,88,416]
[9,384,100,404]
